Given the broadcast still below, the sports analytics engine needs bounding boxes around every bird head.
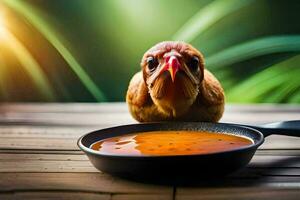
[141,41,205,116]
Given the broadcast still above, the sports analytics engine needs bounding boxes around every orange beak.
[162,55,181,82]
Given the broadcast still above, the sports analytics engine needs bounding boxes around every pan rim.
[77,122,264,158]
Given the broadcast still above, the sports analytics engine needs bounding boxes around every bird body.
[126,41,225,122]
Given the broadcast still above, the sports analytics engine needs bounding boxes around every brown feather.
[179,73,198,99]
[151,73,168,99]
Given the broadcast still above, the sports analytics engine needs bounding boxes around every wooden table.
[1,103,300,200]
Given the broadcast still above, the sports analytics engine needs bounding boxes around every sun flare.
[0,11,8,39]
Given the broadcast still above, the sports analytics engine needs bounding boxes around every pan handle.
[246,120,300,137]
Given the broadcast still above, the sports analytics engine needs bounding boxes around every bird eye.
[147,57,158,72]
[188,56,199,72]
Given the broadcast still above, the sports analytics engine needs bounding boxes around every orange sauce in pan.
[90,131,253,156]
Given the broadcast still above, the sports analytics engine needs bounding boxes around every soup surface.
[90,131,253,156]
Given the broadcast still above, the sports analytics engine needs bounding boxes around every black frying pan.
[78,120,300,180]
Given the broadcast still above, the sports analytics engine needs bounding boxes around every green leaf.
[0,30,56,101]
[227,55,300,103]
[289,91,300,103]
[206,35,300,69]
[172,0,255,42]
[3,0,107,101]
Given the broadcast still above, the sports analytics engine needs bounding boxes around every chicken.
[126,41,225,122]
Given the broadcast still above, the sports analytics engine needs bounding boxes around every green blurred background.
[0,0,300,103]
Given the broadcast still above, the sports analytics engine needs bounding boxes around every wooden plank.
[0,194,13,200]
[0,126,94,150]
[220,113,300,124]
[0,153,88,161]
[1,103,300,113]
[0,137,78,150]
[1,173,300,195]
[1,153,300,175]
[0,126,93,138]
[0,173,173,194]
[0,192,172,200]
[259,135,300,149]
[249,155,300,168]
[0,192,110,200]
[111,194,172,200]
[0,111,300,126]
[0,112,135,126]
[0,103,128,113]
[0,104,300,126]
[0,153,97,173]
[256,149,300,156]
[236,168,300,177]
[176,188,300,200]
[225,104,300,113]
[1,189,300,200]
[0,149,82,154]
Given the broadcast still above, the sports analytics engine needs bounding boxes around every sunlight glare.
[0,12,8,39]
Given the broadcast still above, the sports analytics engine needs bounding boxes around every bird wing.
[126,71,149,107]
[199,69,225,106]
[126,71,164,122]
[182,69,225,122]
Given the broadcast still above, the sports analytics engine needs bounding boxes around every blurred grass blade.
[3,0,107,101]
[290,91,300,103]
[227,55,300,102]
[206,35,300,68]
[0,54,9,100]
[264,78,300,102]
[172,0,254,42]
[1,29,56,101]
